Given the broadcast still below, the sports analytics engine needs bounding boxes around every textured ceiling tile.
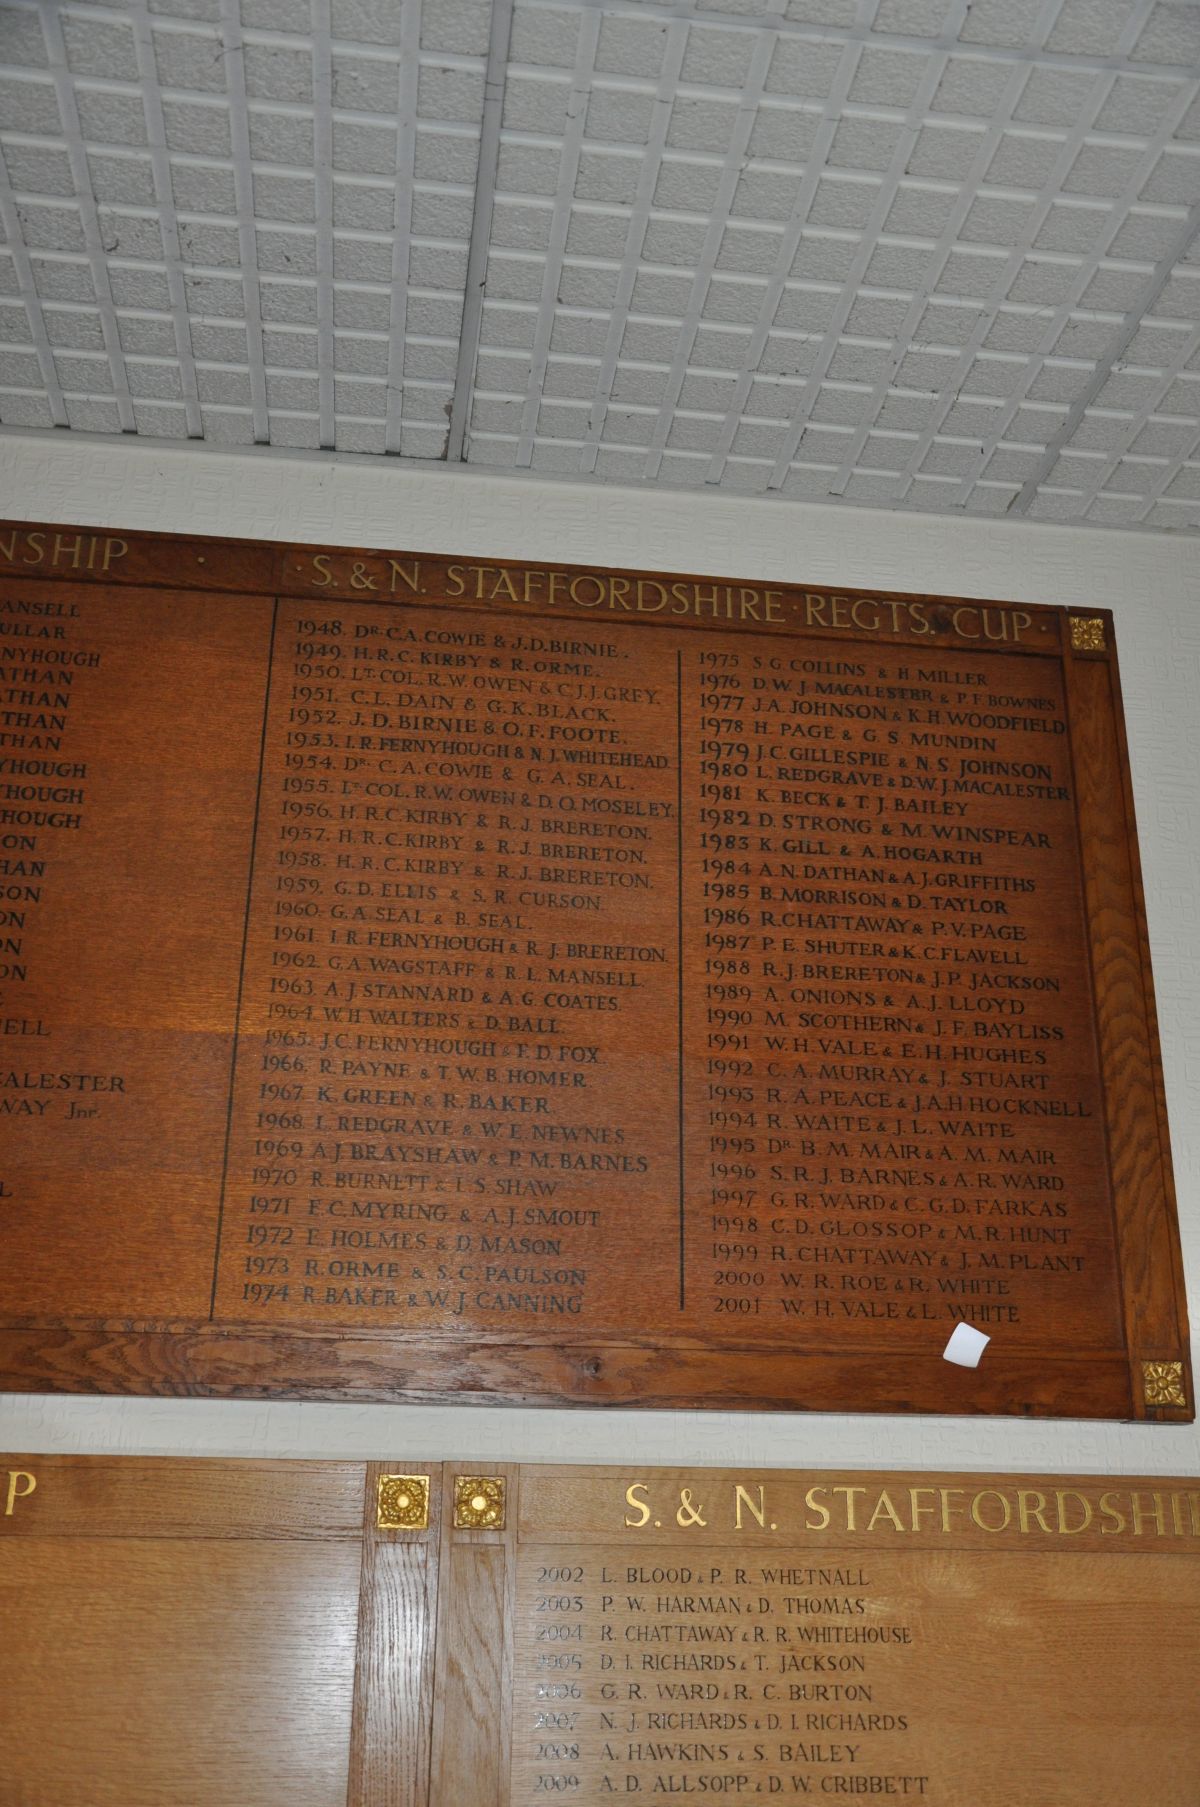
[149,0,222,22]
[595,15,668,79]
[1014,66,1097,127]
[0,6,48,68]
[3,0,1199,531]
[118,316,178,357]
[849,45,927,109]
[62,15,139,80]
[680,25,755,91]
[152,27,227,95]
[1141,149,1200,205]
[243,40,313,104]
[587,88,656,145]
[504,72,572,136]
[829,115,905,172]
[1033,203,1110,256]
[242,0,312,28]
[715,222,785,274]
[1047,0,1142,58]
[1132,2,1200,65]
[931,55,1011,117]
[509,5,581,69]
[3,143,75,197]
[960,1,1047,51]
[882,183,956,237]
[330,0,403,47]
[874,0,956,32]
[908,122,986,179]
[987,129,1066,189]
[1,75,64,136]
[765,38,844,100]
[672,95,742,155]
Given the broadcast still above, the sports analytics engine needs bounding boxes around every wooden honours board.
[0,521,1189,1418]
[2,1457,1198,1804]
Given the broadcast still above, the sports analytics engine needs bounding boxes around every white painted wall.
[0,427,1195,1476]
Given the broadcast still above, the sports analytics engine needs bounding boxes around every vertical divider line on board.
[209,596,279,1319]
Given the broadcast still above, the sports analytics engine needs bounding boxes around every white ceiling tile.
[1014,67,1098,127]
[671,95,742,155]
[765,37,844,100]
[1046,0,1142,58]
[3,0,1199,532]
[680,25,756,92]
[1,75,63,135]
[960,1,1048,51]
[162,97,230,155]
[243,41,313,104]
[63,16,139,81]
[1132,2,1200,66]
[595,15,667,79]
[329,0,403,47]
[931,56,1011,118]
[1141,148,1200,205]
[510,6,581,70]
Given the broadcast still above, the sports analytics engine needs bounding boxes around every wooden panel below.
[1,1457,1197,1804]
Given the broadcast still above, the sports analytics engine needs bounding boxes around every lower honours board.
[0,523,1190,1417]
[1,1459,1198,1805]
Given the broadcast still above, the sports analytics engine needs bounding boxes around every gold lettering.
[1130,1491,1168,1537]
[832,1485,867,1532]
[445,563,466,596]
[804,1486,831,1532]
[851,600,881,632]
[569,574,604,608]
[522,569,545,602]
[1017,1490,1052,1535]
[908,1488,937,1532]
[1098,1490,1127,1535]
[829,596,851,629]
[548,571,567,608]
[952,606,981,640]
[734,1484,767,1531]
[4,1470,36,1516]
[1054,1491,1093,1535]
[102,536,127,571]
[635,580,667,612]
[764,590,783,623]
[624,1482,651,1528]
[866,1490,904,1533]
[676,1488,706,1528]
[970,1490,1012,1532]
[52,532,85,569]
[1011,609,1032,641]
[311,553,335,587]
[388,558,421,594]
[939,1488,966,1532]
[804,593,830,627]
[490,567,518,602]
[908,600,931,636]
[739,588,760,621]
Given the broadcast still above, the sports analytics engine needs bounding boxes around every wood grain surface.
[1,1457,1197,1805]
[0,521,1189,1418]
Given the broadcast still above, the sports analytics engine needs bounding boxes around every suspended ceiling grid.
[1,0,1199,531]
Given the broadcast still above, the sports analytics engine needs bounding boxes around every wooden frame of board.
[0,521,1189,1418]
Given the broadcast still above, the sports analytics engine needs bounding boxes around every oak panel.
[0,524,1188,1418]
